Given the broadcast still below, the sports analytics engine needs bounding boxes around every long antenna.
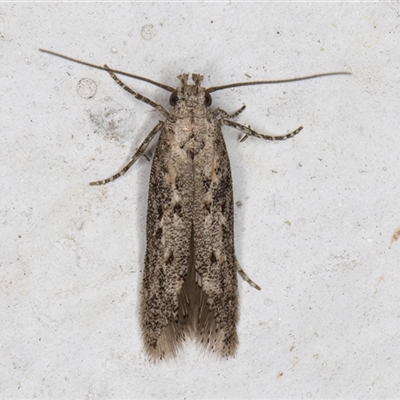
[40,49,351,94]
[207,72,351,93]
[39,48,175,92]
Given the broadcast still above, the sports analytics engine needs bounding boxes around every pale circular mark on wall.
[141,24,157,41]
[76,78,97,99]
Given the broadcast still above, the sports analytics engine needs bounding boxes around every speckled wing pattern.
[140,74,238,360]
[192,121,238,357]
[140,117,194,360]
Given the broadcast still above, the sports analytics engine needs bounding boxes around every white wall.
[1,2,399,398]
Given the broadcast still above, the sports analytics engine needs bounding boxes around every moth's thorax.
[169,115,216,159]
[171,73,211,118]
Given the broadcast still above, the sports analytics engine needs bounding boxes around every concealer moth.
[40,49,350,361]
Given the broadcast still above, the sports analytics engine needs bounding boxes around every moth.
[40,49,350,360]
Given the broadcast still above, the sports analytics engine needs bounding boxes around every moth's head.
[169,73,212,108]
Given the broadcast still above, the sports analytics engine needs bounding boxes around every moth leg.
[213,105,246,119]
[104,65,170,118]
[90,121,164,186]
[222,119,303,142]
[235,257,261,290]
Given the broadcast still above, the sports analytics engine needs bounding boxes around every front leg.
[223,119,303,142]
[212,105,246,119]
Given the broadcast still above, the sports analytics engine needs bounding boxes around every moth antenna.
[39,48,175,92]
[207,71,352,93]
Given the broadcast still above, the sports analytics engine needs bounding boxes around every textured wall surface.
[1,3,399,399]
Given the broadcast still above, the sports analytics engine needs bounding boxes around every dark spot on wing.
[203,178,211,191]
[204,200,211,214]
[210,252,217,263]
[166,252,174,265]
[174,202,182,217]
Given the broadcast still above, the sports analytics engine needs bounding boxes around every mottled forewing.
[193,122,239,357]
[140,121,193,360]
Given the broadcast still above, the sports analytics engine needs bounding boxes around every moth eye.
[205,92,212,107]
[169,91,178,106]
